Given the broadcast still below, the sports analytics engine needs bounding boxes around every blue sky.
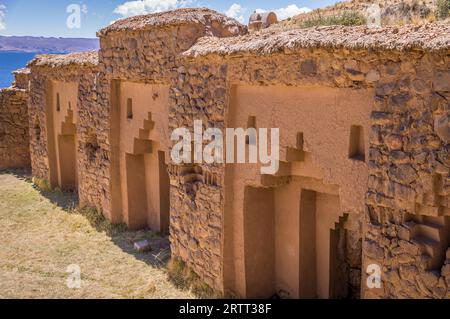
[0,0,340,38]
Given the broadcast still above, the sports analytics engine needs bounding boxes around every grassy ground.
[0,170,195,299]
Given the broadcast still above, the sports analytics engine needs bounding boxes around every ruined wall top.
[12,67,31,90]
[28,51,99,70]
[184,22,450,58]
[12,67,30,76]
[97,7,247,37]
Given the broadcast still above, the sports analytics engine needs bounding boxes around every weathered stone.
[420,271,440,290]
[389,93,411,107]
[441,264,450,277]
[366,69,380,83]
[388,164,418,185]
[385,269,400,283]
[347,68,365,81]
[399,240,419,256]
[390,151,409,164]
[399,265,418,281]
[300,59,317,76]
[398,225,411,241]
[412,79,429,94]
[134,240,152,252]
[371,112,393,125]
[398,254,415,264]
[434,113,450,143]
[433,71,450,92]
[366,241,384,260]
[385,134,403,151]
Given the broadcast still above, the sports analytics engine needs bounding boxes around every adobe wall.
[175,23,450,297]
[27,53,107,211]
[96,9,246,225]
[172,48,376,295]
[0,87,30,169]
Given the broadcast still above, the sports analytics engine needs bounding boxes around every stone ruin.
[0,8,449,299]
[0,68,30,170]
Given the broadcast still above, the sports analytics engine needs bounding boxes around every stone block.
[134,240,152,253]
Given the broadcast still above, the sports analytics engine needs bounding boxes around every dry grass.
[0,170,195,299]
[167,259,220,299]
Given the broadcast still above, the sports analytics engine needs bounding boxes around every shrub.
[436,0,450,19]
[300,11,367,28]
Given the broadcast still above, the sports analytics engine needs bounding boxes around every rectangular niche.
[348,125,365,162]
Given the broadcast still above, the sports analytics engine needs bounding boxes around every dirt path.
[0,171,194,299]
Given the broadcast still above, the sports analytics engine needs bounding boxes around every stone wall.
[172,49,374,295]
[364,52,450,298]
[12,68,31,90]
[176,22,450,297]
[18,8,450,298]
[0,88,30,169]
[96,9,246,227]
[27,52,108,211]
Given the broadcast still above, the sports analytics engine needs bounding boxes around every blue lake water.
[0,52,37,88]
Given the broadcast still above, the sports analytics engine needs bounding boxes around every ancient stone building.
[0,69,31,169]
[18,7,450,299]
[95,8,246,231]
[179,23,450,298]
[27,52,106,210]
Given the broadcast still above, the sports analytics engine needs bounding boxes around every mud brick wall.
[0,88,30,169]
[28,53,109,212]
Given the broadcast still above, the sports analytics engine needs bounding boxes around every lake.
[0,52,37,88]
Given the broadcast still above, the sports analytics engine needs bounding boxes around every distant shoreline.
[0,35,99,54]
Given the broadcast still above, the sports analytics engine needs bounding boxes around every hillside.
[280,0,447,29]
[0,36,99,53]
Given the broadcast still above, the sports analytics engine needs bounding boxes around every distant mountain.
[0,36,99,53]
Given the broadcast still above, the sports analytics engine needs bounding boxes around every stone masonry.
[0,69,31,169]
[9,8,449,298]
[27,52,107,210]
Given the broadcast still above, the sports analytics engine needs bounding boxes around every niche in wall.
[349,125,365,162]
[56,93,61,112]
[127,98,133,119]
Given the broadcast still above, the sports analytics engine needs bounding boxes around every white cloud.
[225,3,246,24]
[0,4,6,31]
[256,4,311,20]
[114,0,195,18]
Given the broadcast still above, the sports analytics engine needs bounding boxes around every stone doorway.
[46,81,79,191]
[112,81,171,232]
[242,181,346,299]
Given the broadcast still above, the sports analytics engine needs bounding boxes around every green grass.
[299,11,367,28]
[437,0,450,20]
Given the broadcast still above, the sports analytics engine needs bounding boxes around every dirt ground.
[0,170,194,299]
